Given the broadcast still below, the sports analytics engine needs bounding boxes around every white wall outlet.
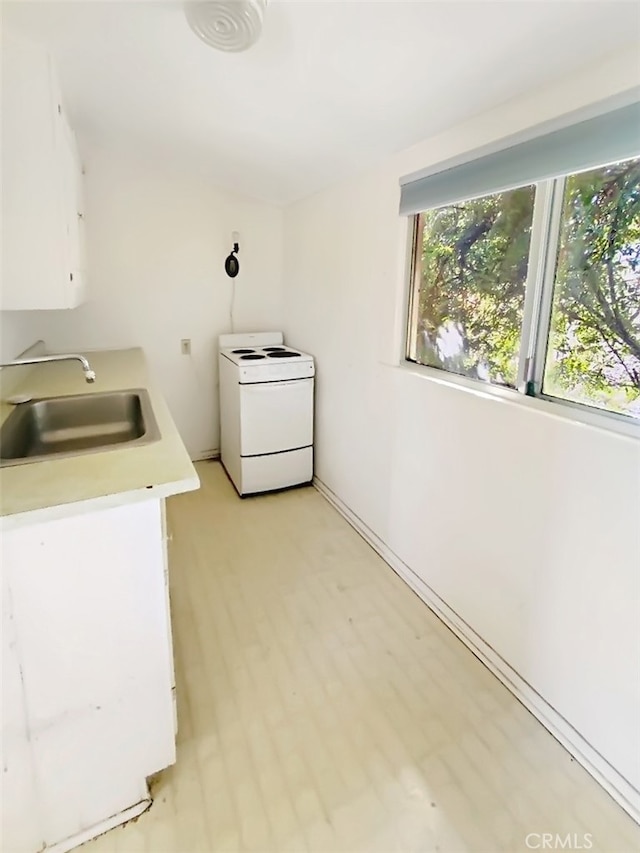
[181,339,191,355]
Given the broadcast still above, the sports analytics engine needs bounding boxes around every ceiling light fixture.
[185,0,268,53]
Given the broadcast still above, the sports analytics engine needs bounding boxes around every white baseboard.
[46,797,151,853]
[191,449,220,462]
[313,475,640,825]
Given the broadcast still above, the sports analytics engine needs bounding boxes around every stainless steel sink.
[0,389,161,467]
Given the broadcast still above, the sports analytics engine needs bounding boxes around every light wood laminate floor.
[86,461,639,853]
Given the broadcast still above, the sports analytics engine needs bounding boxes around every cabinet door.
[239,378,314,456]
[4,501,175,847]
[57,114,86,306]
[1,31,86,310]
[1,34,63,309]
[1,567,44,853]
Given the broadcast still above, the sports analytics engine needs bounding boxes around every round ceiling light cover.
[185,0,268,52]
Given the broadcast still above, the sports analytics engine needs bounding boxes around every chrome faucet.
[0,353,96,383]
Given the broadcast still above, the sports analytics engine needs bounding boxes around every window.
[406,155,640,424]
[409,186,535,388]
[543,160,640,418]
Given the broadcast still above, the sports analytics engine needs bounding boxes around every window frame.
[404,167,640,439]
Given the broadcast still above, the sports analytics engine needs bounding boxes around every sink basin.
[0,389,161,467]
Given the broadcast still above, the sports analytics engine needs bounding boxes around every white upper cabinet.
[1,32,86,310]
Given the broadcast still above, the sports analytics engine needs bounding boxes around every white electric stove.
[218,332,314,496]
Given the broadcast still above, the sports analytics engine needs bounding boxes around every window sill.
[394,360,640,442]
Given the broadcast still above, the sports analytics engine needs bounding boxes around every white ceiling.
[3,1,639,204]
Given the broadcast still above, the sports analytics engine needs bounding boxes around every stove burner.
[240,353,267,360]
[262,346,286,352]
[267,351,300,358]
[232,348,256,354]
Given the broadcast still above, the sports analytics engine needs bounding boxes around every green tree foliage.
[416,186,535,387]
[545,160,640,416]
[415,158,640,417]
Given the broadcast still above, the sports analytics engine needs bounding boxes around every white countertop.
[0,348,200,528]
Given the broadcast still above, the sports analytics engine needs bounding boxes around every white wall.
[283,48,640,811]
[10,144,284,458]
[0,312,45,362]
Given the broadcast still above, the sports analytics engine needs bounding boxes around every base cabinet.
[1,569,44,852]
[1,499,176,852]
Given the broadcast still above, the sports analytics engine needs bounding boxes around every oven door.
[239,378,314,457]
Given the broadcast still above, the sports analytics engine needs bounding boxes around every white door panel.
[241,447,313,494]
[240,379,314,456]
